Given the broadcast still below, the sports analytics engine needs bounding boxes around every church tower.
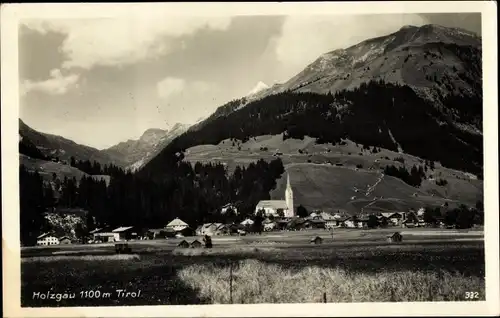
[285,173,294,217]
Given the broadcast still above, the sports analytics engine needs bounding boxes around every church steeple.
[285,173,294,218]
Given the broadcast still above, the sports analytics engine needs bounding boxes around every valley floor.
[21,228,485,306]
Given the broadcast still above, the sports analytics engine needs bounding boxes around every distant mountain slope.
[251,24,481,108]
[182,134,482,214]
[20,154,110,186]
[19,119,124,166]
[102,123,190,171]
[140,24,482,179]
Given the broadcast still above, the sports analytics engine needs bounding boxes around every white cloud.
[157,77,186,99]
[22,17,232,70]
[275,14,428,75]
[21,68,79,95]
[157,77,215,100]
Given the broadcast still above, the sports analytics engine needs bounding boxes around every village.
[35,174,439,247]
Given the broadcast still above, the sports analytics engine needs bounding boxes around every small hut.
[59,236,72,245]
[115,242,131,254]
[190,240,202,248]
[310,236,323,245]
[177,240,190,248]
[387,232,403,243]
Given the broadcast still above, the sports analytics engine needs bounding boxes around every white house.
[111,226,136,241]
[36,233,59,246]
[255,173,294,217]
[166,218,189,232]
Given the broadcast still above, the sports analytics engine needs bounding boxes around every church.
[255,173,294,218]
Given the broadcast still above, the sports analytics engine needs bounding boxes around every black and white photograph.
[2,2,498,317]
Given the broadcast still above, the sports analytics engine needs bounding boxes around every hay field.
[21,228,484,306]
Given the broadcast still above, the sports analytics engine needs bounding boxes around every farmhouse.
[381,212,406,226]
[402,212,419,228]
[196,223,227,236]
[255,173,294,218]
[304,219,326,229]
[93,231,119,243]
[112,226,137,241]
[166,218,189,232]
[177,240,190,248]
[263,221,276,231]
[221,203,238,215]
[36,233,59,246]
[342,217,357,228]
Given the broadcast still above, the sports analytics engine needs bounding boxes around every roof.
[256,200,288,210]
[240,218,254,225]
[59,236,71,240]
[167,218,189,227]
[37,232,51,239]
[321,212,336,220]
[307,219,326,224]
[201,223,223,230]
[112,226,134,233]
[89,228,103,234]
[148,228,165,233]
[191,240,202,245]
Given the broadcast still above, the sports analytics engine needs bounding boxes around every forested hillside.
[20,158,285,245]
[141,80,482,179]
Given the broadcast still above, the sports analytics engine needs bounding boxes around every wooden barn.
[190,240,202,248]
[387,232,403,243]
[177,240,190,248]
[59,236,72,245]
[310,236,323,245]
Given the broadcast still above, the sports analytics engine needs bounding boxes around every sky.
[18,12,481,149]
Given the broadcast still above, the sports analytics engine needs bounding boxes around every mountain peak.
[247,81,270,96]
[139,128,167,144]
[399,25,418,31]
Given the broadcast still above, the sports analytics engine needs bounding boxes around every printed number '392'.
[465,292,479,299]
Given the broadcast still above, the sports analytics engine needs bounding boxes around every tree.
[456,205,475,229]
[367,215,379,229]
[424,207,441,226]
[444,209,458,227]
[380,217,389,228]
[252,210,265,234]
[297,205,308,218]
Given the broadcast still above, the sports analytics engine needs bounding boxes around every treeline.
[69,156,124,177]
[424,201,484,229]
[19,158,285,245]
[142,79,482,179]
[384,164,426,187]
[19,138,48,161]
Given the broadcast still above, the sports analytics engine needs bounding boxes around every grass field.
[21,228,485,307]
